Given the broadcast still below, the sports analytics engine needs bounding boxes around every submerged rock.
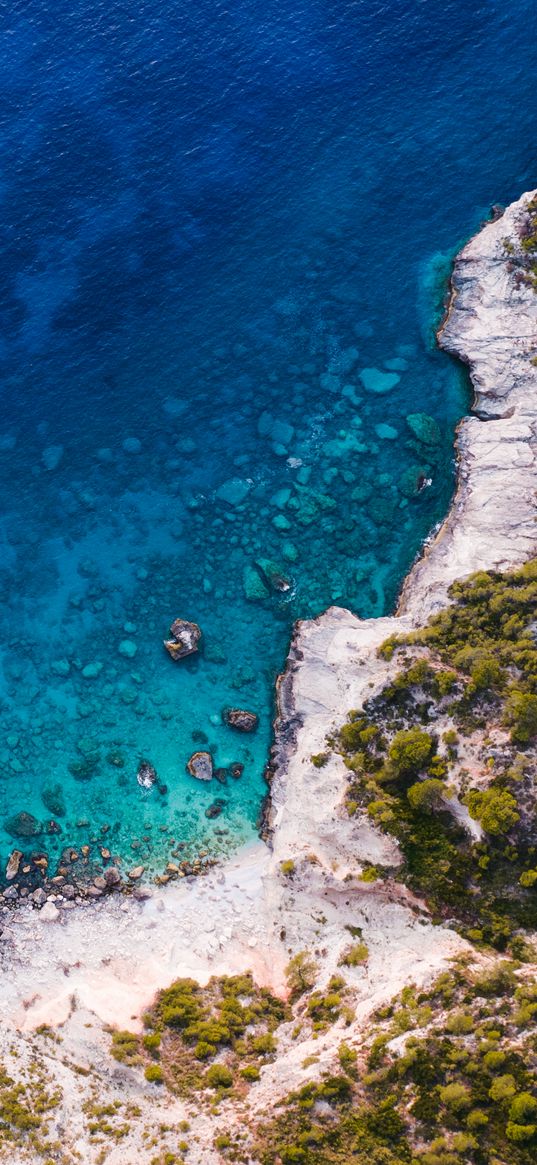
[223,707,259,733]
[255,558,292,593]
[243,565,270,602]
[4,811,42,839]
[164,618,202,660]
[216,477,251,506]
[398,464,432,498]
[42,784,66,817]
[359,366,401,394]
[205,799,225,819]
[406,412,441,446]
[187,751,213,781]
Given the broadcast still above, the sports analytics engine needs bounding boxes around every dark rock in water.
[223,707,259,733]
[45,819,62,835]
[214,767,229,785]
[255,557,291,593]
[104,867,121,887]
[157,782,168,796]
[137,759,158,789]
[397,464,432,498]
[192,729,209,743]
[230,762,244,780]
[4,812,42,839]
[187,751,213,781]
[164,618,202,661]
[205,799,225,819]
[6,850,22,880]
[69,754,99,781]
[41,783,66,817]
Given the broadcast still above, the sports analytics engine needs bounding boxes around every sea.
[0,0,535,883]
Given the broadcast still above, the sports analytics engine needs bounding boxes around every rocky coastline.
[0,190,535,1163]
[266,189,537,852]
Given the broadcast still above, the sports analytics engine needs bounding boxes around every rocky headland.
[0,191,536,1164]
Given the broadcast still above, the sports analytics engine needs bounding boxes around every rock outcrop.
[223,707,259,733]
[163,617,202,660]
[186,751,213,781]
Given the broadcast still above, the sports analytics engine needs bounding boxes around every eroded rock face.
[163,618,201,660]
[186,751,213,781]
[223,707,259,733]
[399,188,537,619]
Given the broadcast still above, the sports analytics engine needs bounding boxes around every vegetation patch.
[109,973,288,1099]
[252,959,537,1165]
[337,562,537,949]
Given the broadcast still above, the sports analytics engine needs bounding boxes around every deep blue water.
[0,0,535,884]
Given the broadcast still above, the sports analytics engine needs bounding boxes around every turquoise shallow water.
[0,0,535,886]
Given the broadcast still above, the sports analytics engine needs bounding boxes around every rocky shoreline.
[0,191,535,1164]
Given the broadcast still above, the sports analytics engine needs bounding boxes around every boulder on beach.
[164,618,202,661]
[223,707,259,733]
[187,751,213,781]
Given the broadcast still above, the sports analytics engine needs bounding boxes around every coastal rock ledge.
[269,188,537,852]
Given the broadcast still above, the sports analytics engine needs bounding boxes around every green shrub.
[111,1030,140,1064]
[438,1082,471,1112]
[509,1092,537,1123]
[250,1033,276,1055]
[205,1064,233,1089]
[464,787,519,835]
[489,1074,517,1101]
[144,1064,163,1084]
[311,753,329,768]
[504,690,537,743]
[339,941,368,967]
[407,778,447,811]
[142,1033,161,1055]
[444,1011,473,1035]
[285,952,318,998]
[388,728,434,775]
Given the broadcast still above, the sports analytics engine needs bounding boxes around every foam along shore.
[0,190,536,1162]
